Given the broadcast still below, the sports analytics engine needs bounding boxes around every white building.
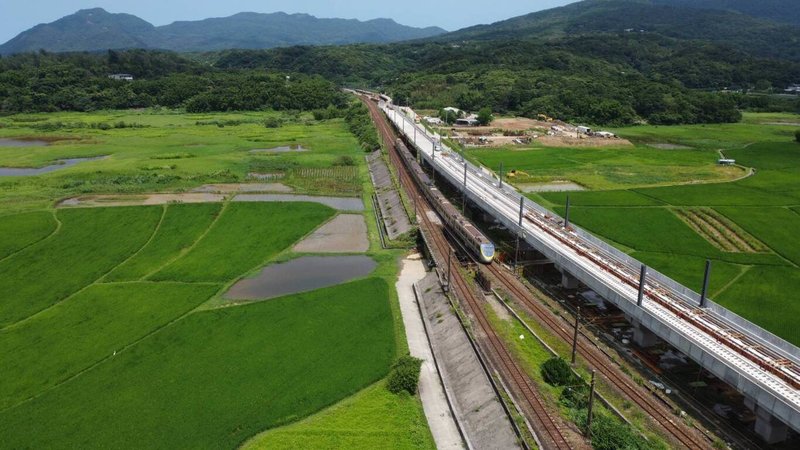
[109,74,134,81]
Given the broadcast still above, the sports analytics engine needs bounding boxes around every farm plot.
[150,202,334,282]
[0,210,57,259]
[717,266,800,346]
[104,203,223,281]
[0,278,396,450]
[0,282,219,410]
[674,208,769,253]
[560,207,721,257]
[243,381,435,450]
[0,206,161,328]
[716,206,800,267]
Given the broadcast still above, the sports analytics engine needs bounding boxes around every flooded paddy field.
[0,138,49,147]
[293,214,369,253]
[249,145,307,153]
[224,255,377,301]
[0,156,106,176]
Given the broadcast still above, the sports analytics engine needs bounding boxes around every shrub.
[264,117,282,128]
[333,155,356,167]
[560,384,590,409]
[387,355,423,395]
[795,129,800,143]
[541,357,577,387]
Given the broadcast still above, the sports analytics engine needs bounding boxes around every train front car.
[479,241,496,264]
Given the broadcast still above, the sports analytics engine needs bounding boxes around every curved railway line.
[362,96,577,450]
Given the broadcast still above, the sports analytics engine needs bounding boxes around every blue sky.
[1,0,574,43]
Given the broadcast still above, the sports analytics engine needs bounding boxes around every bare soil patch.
[537,135,633,148]
[191,183,292,194]
[57,193,224,208]
[293,214,369,253]
[648,143,692,150]
[519,181,586,193]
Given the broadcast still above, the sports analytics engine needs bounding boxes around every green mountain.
[0,8,154,54]
[653,0,800,27]
[0,8,446,55]
[437,0,800,60]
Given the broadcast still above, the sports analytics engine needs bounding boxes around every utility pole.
[514,196,524,273]
[571,307,581,365]
[564,195,571,228]
[462,162,468,213]
[586,370,597,437]
[499,162,504,189]
[700,260,712,308]
[637,264,647,307]
[446,249,452,293]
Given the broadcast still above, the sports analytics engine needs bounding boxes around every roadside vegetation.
[242,381,435,450]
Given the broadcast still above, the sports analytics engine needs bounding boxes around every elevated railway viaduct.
[381,101,800,444]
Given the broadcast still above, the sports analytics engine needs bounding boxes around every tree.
[387,355,423,395]
[477,107,494,126]
[795,129,800,143]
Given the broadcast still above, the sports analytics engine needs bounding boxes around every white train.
[395,138,495,264]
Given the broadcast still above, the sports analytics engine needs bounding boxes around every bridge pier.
[745,398,791,444]
[629,318,660,348]
[559,270,581,289]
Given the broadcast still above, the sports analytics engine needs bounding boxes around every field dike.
[674,208,769,253]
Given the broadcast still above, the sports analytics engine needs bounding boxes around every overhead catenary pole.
[637,264,647,307]
[571,307,581,365]
[700,259,712,308]
[499,162,504,189]
[447,249,452,293]
[462,162,468,213]
[586,370,597,436]
[564,194,571,228]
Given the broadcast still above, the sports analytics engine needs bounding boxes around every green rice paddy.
[483,112,800,345]
[0,109,425,448]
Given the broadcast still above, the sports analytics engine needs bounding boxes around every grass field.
[0,110,366,212]
[242,381,435,450]
[0,278,396,449]
[0,210,57,259]
[515,113,800,344]
[104,203,223,281]
[0,282,220,410]
[151,202,334,282]
[0,206,162,328]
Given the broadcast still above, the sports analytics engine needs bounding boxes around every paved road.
[396,255,464,449]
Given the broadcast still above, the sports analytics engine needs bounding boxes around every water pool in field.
[224,255,377,301]
[0,156,106,176]
[249,145,307,153]
[0,138,49,147]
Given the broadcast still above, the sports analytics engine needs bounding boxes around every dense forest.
[216,35,800,125]
[0,50,346,114]
[1,33,799,125]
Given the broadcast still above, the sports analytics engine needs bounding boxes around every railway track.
[484,263,713,449]
[362,97,577,450]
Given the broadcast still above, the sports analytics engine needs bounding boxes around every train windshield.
[481,243,495,258]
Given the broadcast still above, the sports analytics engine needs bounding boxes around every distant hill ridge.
[0,8,447,55]
[434,0,800,61]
